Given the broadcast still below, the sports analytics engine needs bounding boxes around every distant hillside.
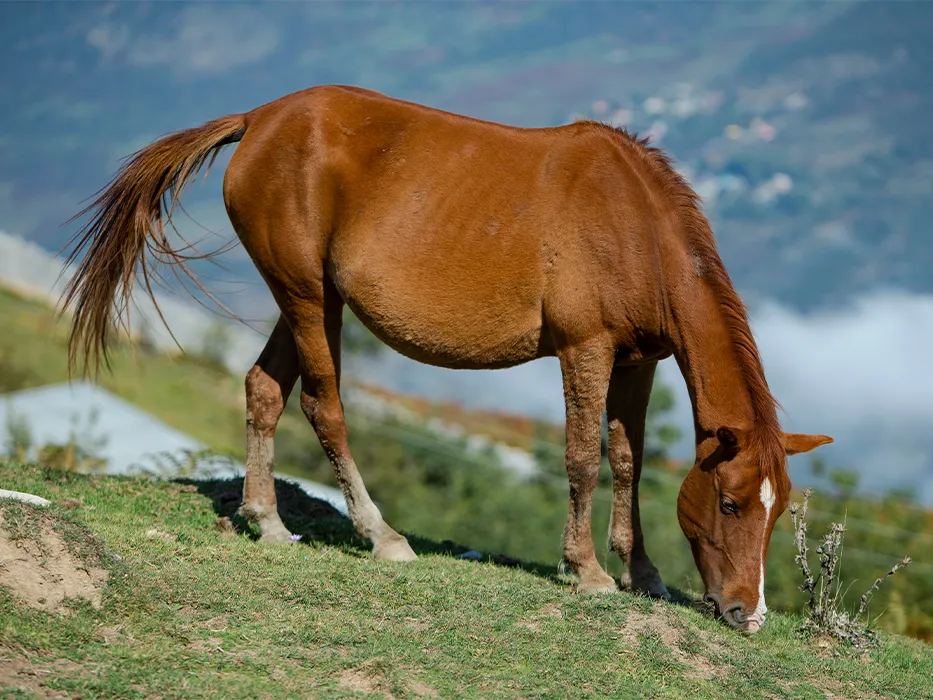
[0,230,268,374]
[587,1,933,311]
[0,276,548,481]
[4,1,931,316]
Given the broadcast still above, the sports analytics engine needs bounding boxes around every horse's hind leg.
[606,363,669,599]
[238,315,300,542]
[287,276,417,562]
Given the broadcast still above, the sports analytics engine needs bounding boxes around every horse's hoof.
[623,570,671,600]
[373,537,418,562]
[258,520,294,544]
[575,573,618,595]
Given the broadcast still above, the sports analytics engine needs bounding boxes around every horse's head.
[677,427,833,634]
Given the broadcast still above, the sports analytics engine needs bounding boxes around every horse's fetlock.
[237,502,274,523]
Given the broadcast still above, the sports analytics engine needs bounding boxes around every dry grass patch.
[621,601,731,681]
[0,654,88,699]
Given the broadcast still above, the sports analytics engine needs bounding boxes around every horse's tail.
[59,113,248,376]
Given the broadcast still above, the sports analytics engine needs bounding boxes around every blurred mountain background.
[2,1,932,502]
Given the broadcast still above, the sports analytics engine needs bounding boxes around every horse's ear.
[716,426,741,451]
[782,433,834,456]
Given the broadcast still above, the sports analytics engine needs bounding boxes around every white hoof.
[259,519,294,544]
[373,536,418,562]
[575,570,618,595]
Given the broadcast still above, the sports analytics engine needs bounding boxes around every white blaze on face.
[750,477,777,630]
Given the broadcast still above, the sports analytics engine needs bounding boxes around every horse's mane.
[589,121,786,480]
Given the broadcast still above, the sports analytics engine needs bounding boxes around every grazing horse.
[62,85,833,634]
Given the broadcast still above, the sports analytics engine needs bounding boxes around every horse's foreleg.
[559,340,617,594]
[239,315,300,542]
[289,279,417,562]
[606,363,669,599]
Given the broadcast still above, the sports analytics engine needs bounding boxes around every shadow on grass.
[177,474,701,610]
[179,475,358,547]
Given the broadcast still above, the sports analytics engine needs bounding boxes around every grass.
[1,461,932,699]
[3,282,933,646]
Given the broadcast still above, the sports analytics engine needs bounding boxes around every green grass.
[4,282,933,645]
[1,462,931,699]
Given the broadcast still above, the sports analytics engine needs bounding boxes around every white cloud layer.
[735,291,933,503]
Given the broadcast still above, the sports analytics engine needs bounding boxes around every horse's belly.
[353,303,544,369]
[331,249,546,370]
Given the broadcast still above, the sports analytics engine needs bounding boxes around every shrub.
[791,488,912,649]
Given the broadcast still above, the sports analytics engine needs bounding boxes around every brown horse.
[62,85,832,634]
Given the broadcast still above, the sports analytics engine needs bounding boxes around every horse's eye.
[720,499,738,515]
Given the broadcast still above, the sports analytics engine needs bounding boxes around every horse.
[61,84,833,634]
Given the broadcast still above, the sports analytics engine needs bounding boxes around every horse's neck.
[666,279,760,445]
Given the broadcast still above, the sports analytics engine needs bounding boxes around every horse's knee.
[566,459,601,496]
[245,365,285,437]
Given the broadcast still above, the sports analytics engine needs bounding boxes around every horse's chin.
[707,594,767,634]
[739,616,764,635]
[723,607,766,635]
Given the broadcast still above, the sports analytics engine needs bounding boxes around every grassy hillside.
[1,461,932,699]
[3,283,933,644]
[0,285,250,455]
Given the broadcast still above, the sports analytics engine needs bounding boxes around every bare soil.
[0,511,107,613]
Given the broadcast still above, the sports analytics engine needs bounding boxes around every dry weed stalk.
[789,488,911,649]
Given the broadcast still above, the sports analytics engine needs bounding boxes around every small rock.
[0,489,50,507]
[457,550,483,561]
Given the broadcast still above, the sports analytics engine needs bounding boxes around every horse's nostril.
[724,604,745,623]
